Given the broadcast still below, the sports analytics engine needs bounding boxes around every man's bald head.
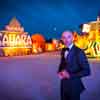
[61,31,74,46]
[62,31,73,37]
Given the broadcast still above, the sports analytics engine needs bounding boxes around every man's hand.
[58,72,64,79]
[58,70,70,79]
[62,70,70,79]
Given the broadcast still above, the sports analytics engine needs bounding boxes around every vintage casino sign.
[90,41,100,57]
[0,32,32,47]
[85,41,100,57]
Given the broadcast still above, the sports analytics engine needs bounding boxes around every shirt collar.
[68,43,74,50]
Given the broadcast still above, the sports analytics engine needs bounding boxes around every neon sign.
[86,41,100,57]
[82,24,90,33]
[92,42,100,57]
[0,32,32,47]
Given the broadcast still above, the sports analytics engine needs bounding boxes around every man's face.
[61,31,73,46]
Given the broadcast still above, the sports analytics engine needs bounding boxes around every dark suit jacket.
[58,45,91,93]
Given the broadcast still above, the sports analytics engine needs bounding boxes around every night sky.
[0,0,100,39]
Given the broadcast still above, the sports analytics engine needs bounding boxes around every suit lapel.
[66,45,76,60]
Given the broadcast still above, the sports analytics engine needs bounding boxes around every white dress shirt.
[64,43,74,59]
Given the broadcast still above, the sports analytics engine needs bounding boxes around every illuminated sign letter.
[26,35,32,45]
[0,32,2,46]
[2,35,9,46]
[21,34,27,45]
[16,35,20,46]
[9,34,16,46]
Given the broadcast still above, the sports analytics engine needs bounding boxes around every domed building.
[31,34,46,53]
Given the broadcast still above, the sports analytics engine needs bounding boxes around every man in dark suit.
[57,31,91,100]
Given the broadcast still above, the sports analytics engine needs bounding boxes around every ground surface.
[0,52,100,100]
